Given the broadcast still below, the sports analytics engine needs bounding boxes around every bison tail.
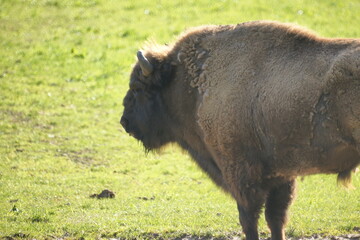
[337,169,356,189]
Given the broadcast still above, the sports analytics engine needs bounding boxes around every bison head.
[120,50,174,151]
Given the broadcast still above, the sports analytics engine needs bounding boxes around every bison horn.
[137,50,153,76]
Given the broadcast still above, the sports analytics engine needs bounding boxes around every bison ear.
[150,58,173,88]
[137,50,154,77]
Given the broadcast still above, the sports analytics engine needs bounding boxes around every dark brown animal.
[120,21,360,240]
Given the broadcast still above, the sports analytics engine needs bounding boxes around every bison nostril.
[120,116,129,130]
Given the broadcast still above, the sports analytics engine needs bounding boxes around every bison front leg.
[265,180,296,240]
[237,199,264,240]
[222,161,267,240]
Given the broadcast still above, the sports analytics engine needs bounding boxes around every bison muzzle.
[120,21,360,240]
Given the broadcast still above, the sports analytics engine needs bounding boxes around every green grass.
[1,0,359,239]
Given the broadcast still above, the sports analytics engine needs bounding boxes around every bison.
[120,21,360,240]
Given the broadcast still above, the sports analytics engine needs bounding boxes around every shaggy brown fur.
[120,21,360,240]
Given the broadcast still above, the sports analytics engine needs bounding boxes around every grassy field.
[1,0,360,239]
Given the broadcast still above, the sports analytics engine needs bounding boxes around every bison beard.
[120,21,360,240]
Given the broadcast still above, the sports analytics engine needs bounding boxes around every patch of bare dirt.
[288,234,360,240]
[57,148,96,165]
[174,235,360,240]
